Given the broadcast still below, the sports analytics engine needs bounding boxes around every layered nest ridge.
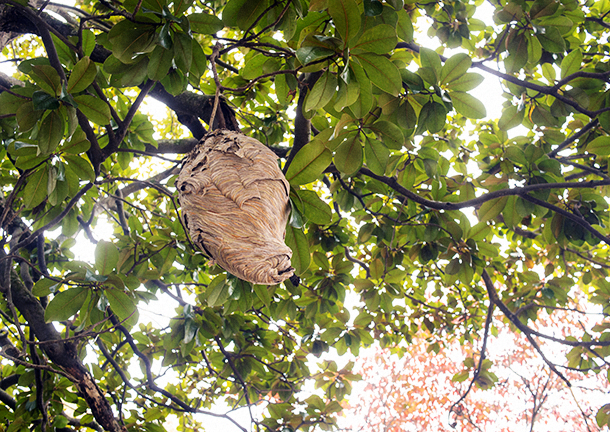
[177,129,294,285]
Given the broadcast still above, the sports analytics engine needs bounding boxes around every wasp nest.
[177,130,294,285]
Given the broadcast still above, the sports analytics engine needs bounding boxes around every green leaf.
[335,134,363,176]
[328,0,361,44]
[448,73,484,91]
[108,20,156,64]
[440,53,472,85]
[106,289,136,321]
[38,111,64,155]
[586,136,610,156]
[189,12,224,34]
[478,196,508,222]
[60,129,90,154]
[285,225,311,275]
[253,284,271,307]
[351,24,397,55]
[530,0,559,19]
[148,45,174,81]
[364,138,389,175]
[32,278,60,297]
[23,166,49,209]
[348,61,373,117]
[74,95,111,125]
[285,129,333,185]
[536,27,565,53]
[305,70,337,112]
[173,32,193,73]
[67,57,97,93]
[296,46,336,65]
[207,274,229,307]
[560,49,582,81]
[295,189,333,225]
[30,65,61,96]
[64,154,95,181]
[32,91,59,111]
[81,30,96,57]
[222,0,268,31]
[449,91,487,119]
[44,288,89,322]
[356,53,402,96]
[334,76,360,111]
[415,101,446,135]
[498,105,524,130]
[419,47,442,83]
[189,41,208,83]
[396,9,414,42]
[95,240,119,275]
[366,120,404,150]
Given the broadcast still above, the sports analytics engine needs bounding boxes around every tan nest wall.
[177,130,294,285]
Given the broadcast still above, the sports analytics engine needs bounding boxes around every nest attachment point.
[177,130,295,285]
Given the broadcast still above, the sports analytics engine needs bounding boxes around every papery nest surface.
[177,129,294,285]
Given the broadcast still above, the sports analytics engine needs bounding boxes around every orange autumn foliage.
[341,310,609,432]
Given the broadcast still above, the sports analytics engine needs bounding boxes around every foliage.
[0,0,609,430]
[342,310,609,431]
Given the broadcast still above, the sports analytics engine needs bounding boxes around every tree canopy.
[1,0,610,430]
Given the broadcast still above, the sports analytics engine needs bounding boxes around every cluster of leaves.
[0,0,610,430]
[342,313,608,431]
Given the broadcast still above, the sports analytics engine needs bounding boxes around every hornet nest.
[177,129,295,285]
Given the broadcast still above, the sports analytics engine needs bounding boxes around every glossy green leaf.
[189,12,224,34]
[95,241,119,275]
[348,61,373,117]
[536,27,565,53]
[106,289,136,321]
[148,45,174,81]
[44,288,89,322]
[335,134,363,175]
[448,73,484,91]
[173,32,193,73]
[498,105,524,130]
[295,189,333,225]
[305,70,337,112]
[23,166,49,209]
[67,57,97,93]
[285,129,333,185]
[415,101,446,135]
[396,9,414,42]
[38,111,64,155]
[207,274,229,307]
[285,225,310,275]
[351,24,397,54]
[108,20,156,64]
[478,196,508,223]
[64,154,95,181]
[328,0,361,44]
[356,53,402,96]
[449,91,487,119]
[296,46,336,65]
[366,120,404,150]
[222,0,268,31]
[31,91,59,111]
[440,53,472,85]
[586,136,610,156]
[30,65,61,96]
[560,49,582,81]
[365,138,389,175]
[419,47,442,82]
[74,95,111,125]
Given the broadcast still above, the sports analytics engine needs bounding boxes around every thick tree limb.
[482,269,571,386]
[2,266,126,432]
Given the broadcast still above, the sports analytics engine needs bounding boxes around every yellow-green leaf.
[44,288,89,322]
